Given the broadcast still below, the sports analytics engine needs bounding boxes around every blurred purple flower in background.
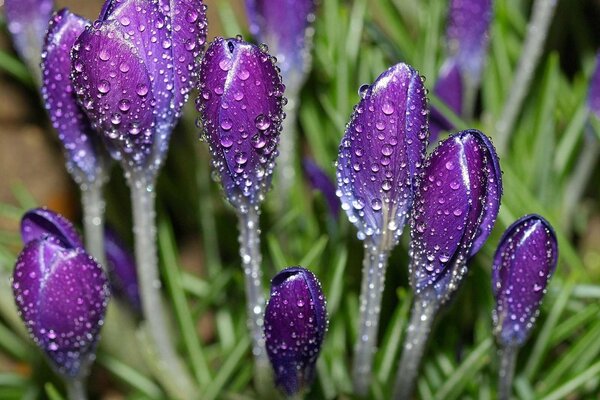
[303,158,340,219]
[104,228,140,312]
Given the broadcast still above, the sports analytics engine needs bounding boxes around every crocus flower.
[12,210,110,379]
[430,0,493,141]
[71,0,208,178]
[264,267,328,396]
[410,129,502,303]
[303,158,340,219]
[492,214,558,347]
[245,0,317,89]
[4,0,54,79]
[42,8,108,186]
[105,228,141,312]
[196,36,285,209]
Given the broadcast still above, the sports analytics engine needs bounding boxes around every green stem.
[80,181,106,268]
[66,378,87,400]
[129,174,195,399]
[393,291,439,399]
[352,242,391,396]
[498,346,518,400]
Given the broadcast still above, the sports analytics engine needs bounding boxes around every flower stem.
[495,0,558,153]
[392,290,439,399]
[352,242,391,396]
[80,181,106,268]
[66,378,87,400]
[498,346,518,400]
[129,174,194,399]
[236,206,270,382]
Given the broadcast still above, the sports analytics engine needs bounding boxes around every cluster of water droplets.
[492,215,557,347]
[336,64,428,246]
[196,36,286,207]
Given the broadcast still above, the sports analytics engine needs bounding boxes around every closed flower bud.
[264,267,328,396]
[492,214,558,347]
[104,228,141,312]
[4,0,54,78]
[21,207,83,249]
[71,0,207,177]
[245,0,317,88]
[196,37,285,208]
[336,63,428,247]
[409,129,501,304]
[42,9,108,185]
[12,233,110,378]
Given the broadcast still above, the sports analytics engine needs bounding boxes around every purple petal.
[264,267,327,395]
[4,0,54,76]
[104,228,140,312]
[409,130,497,302]
[12,236,110,377]
[245,0,316,86]
[21,207,83,249]
[492,214,558,347]
[446,0,493,82]
[302,158,340,219]
[41,9,108,184]
[429,60,463,143]
[196,37,285,207]
[587,52,600,118]
[336,63,428,246]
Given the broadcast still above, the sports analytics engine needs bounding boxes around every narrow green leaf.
[539,360,600,400]
[266,234,289,268]
[97,354,163,399]
[44,383,65,400]
[202,336,250,400]
[298,235,328,267]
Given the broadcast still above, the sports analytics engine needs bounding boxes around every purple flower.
[409,129,501,303]
[492,215,558,347]
[264,267,328,396]
[41,9,108,184]
[245,0,316,87]
[13,211,110,378]
[336,63,428,246]
[4,0,54,77]
[303,158,340,219]
[587,52,600,118]
[21,207,83,249]
[71,0,207,176]
[430,61,463,141]
[104,228,141,312]
[196,37,285,208]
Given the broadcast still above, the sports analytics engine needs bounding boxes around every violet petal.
[21,207,83,249]
[104,228,141,312]
[492,214,558,347]
[4,0,54,76]
[12,236,110,377]
[409,129,498,303]
[196,37,285,207]
[302,158,340,219]
[429,60,463,143]
[336,63,428,247]
[245,0,316,87]
[42,9,107,184]
[264,267,328,395]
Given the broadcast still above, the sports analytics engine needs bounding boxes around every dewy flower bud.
[71,0,207,177]
[104,228,141,312]
[245,0,317,88]
[492,214,558,347]
[264,267,328,396]
[21,207,83,249]
[336,63,428,247]
[13,211,110,378]
[4,0,54,77]
[42,9,108,185]
[409,129,501,304]
[196,37,285,208]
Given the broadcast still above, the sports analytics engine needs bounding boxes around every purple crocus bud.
[104,228,141,312]
[303,158,340,219]
[71,0,207,177]
[587,53,600,118]
[245,0,316,88]
[4,0,54,77]
[492,215,558,347]
[196,37,285,208]
[21,207,83,249]
[264,267,328,396]
[429,60,462,141]
[41,9,108,184]
[409,129,501,304]
[336,63,428,247]
[12,235,110,378]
